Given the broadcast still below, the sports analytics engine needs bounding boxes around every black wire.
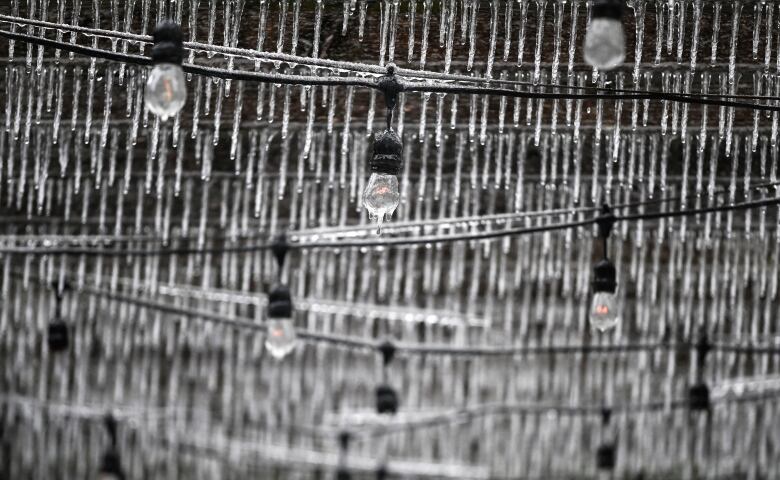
[1,195,777,256]
[19,273,780,357]
[2,29,780,112]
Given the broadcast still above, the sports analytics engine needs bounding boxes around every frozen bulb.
[589,291,620,332]
[363,173,400,235]
[144,63,187,121]
[265,318,297,359]
[584,18,626,70]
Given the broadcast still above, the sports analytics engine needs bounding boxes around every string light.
[144,21,186,121]
[689,332,713,412]
[584,0,626,70]
[375,340,399,415]
[590,204,619,332]
[47,285,69,352]
[265,235,298,360]
[595,408,617,471]
[98,414,125,480]
[364,65,404,236]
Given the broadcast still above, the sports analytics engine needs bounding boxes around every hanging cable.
[0,194,777,256]
[13,272,780,359]
[1,28,780,112]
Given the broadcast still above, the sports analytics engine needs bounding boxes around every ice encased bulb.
[584,18,626,70]
[144,63,187,121]
[362,173,400,235]
[589,291,620,332]
[265,318,297,359]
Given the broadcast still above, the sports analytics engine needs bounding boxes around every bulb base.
[47,319,69,352]
[370,130,403,175]
[375,384,399,414]
[99,449,125,480]
[592,0,624,20]
[596,443,616,470]
[267,285,293,318]
[688,383,711,411]
[151,21,184,65]
[592,259,617,293]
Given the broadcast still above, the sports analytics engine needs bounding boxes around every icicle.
[516,0,529,66]
[407,0,417,62]
[710,1,722,64]
[466,0,479,71]
[688,0,702,70]
[503,0,513,61]
[752,2,763,60]
[532,0,547,84]
[485,0,499,78]
[230,81,244,161]
[728,2,743,88]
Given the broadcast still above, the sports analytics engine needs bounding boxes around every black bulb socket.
[336,468,352,480]
[267,285,293,319]
[592,0,624,21]
[592,259,617,294]
[99,448,125,480]
[375,384,399,415]
[151,21,184,65]
[688,383,711,412]
[370,130,403,175]
[47,319,69,352]
[596,443,616,470]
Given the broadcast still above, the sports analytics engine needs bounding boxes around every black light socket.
[591,0,624,21]
[596,443,616,470]
[688,383,711,411]
[47,319,69,352]
[369,130,403,175]
[592,258,617,294]
[267,285,293,319]
[151,21,184,65]
[375,384,399,415]
[98,448,125,480]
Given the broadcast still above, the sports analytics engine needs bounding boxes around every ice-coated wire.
[1,194,778,255]
[15,273,780,358]
[1,28,780,111]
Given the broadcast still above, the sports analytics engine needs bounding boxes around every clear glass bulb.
[144,63,187,121]
[583,18,626,70]
[589,291,620,332]
[265,318,297,359]
[362,173,400,235]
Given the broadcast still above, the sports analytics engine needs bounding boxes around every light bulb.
[265,318,297,359]
[144,63,187,121]
[363,173,400,235]
[584,17,625,70]
[589,291,619,332]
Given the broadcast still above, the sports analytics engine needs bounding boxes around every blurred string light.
[144,21,187,121]
[47,283,70,353]
[589,204,619,332]
[584,0,626,70]
[97,414,126,480]
[264,235,299,360]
